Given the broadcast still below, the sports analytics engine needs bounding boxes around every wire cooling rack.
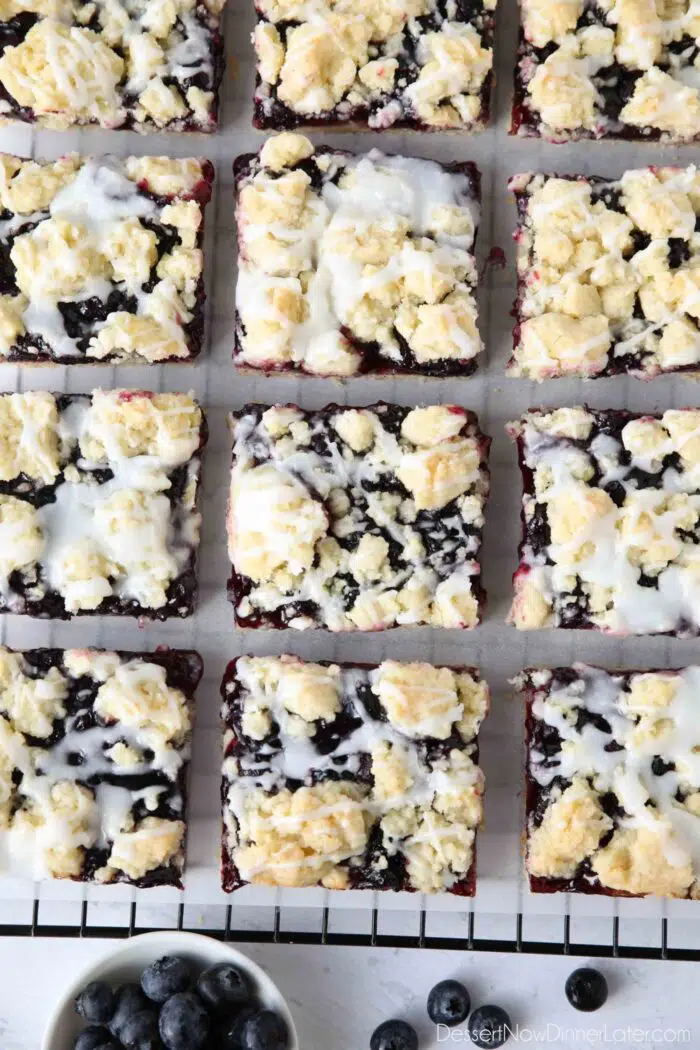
[2,0,700,963]
[4,888,700,962]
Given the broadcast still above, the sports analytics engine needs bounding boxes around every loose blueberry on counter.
[75,981,115,1025]
[196,962,252,1013]
[119,1008,161,1050]
[159,991,210,1050]
[565,968,608,1012]
[219,1004,258,1050]
[141,956,191,1004]
[427,980,470,1027]
[467,1005,512,1048]
[109,984,149,1039]
[73,1026,116,1050]
[369,1019,419,1050]
[240,1009,289,1050]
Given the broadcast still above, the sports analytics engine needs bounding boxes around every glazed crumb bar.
[509,407,700,636]
[0,389,206,620]
[234,134,482,378]
[252,0,497,131]
[221,655,488,893]
[0,0,225,132]
[0,154,213,365]
[228,403,490,631]
[509,168,700,380]
[519,664,700,899]
[0,646,202,886]
[512,0,700,142]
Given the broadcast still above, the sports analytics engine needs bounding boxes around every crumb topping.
[0,0,225,132]
[521,665,700,897]
[514,0,700,142]
[0,154,211,364]
[0,647,199,884]
[509,168,700,380]
[252,0,496,130]
[221,655,488,893]
[509,407,700,636]
[235,137,481,377]
[0,389,204,620]
[228,403,490,631]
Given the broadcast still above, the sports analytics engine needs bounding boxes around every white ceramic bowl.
[41,930,299,1050]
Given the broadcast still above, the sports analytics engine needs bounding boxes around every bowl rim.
[40,929,299,1050]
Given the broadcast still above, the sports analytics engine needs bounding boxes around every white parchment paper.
[1,0,700,953]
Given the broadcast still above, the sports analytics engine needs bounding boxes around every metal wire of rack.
[1,896,696,963]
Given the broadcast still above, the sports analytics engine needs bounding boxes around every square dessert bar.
[519,664,700,899]
[252,0,496,131]
[221,655,488,893]
[508,168,700,380]
[509,406,700,636]
[0,0,225,132]
[0,646,202,886]
[228,403,490,631]
[0,389,206,620]
[0,154,213,365]
[512,0,700,142]
[234,135,482,378]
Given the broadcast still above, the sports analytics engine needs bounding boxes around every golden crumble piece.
[0,20,124,125]
[277,661,341,722]
[528,779,613,879]
[592,826,694,897]
[108,817,185,880]
[79,391,202,466]
[233,783,370,888]
[229,465,328,583]
[374,661,463,739]
[94,661,191,746]
[397,439,480,512]
[0,392,61,483]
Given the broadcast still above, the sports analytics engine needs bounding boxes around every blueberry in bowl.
[42,932,298,1050]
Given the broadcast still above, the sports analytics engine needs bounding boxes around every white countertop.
[0,938,696,1050]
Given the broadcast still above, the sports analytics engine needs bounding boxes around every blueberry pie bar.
[508,169,700,380]
[0,0,225,132]
[234,135,482,377]
[0,389,206,620]
[252,0,496,131]
[228,403,490,631]
[512,0,700,142]
[509,407,700,636]
[0,646,202,886]
[221,655,488,893]
[519,664,700,898]
[0,153,213,365]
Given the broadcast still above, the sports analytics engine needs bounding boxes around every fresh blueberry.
[565,968,608,1012]
[75,981,115,1025]
[159,991,210,1050]
[369,1019,419,1050]
[240,1010,289,1050]
[427,980,470,1027]
[219,1005,258,1050]
[109,984,149,1039]
[467,1005,512,1048]
[197,962,252,1013]
[73,1027,116,1050]
[141,956,191,1004]
[119,1009,161,1050]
